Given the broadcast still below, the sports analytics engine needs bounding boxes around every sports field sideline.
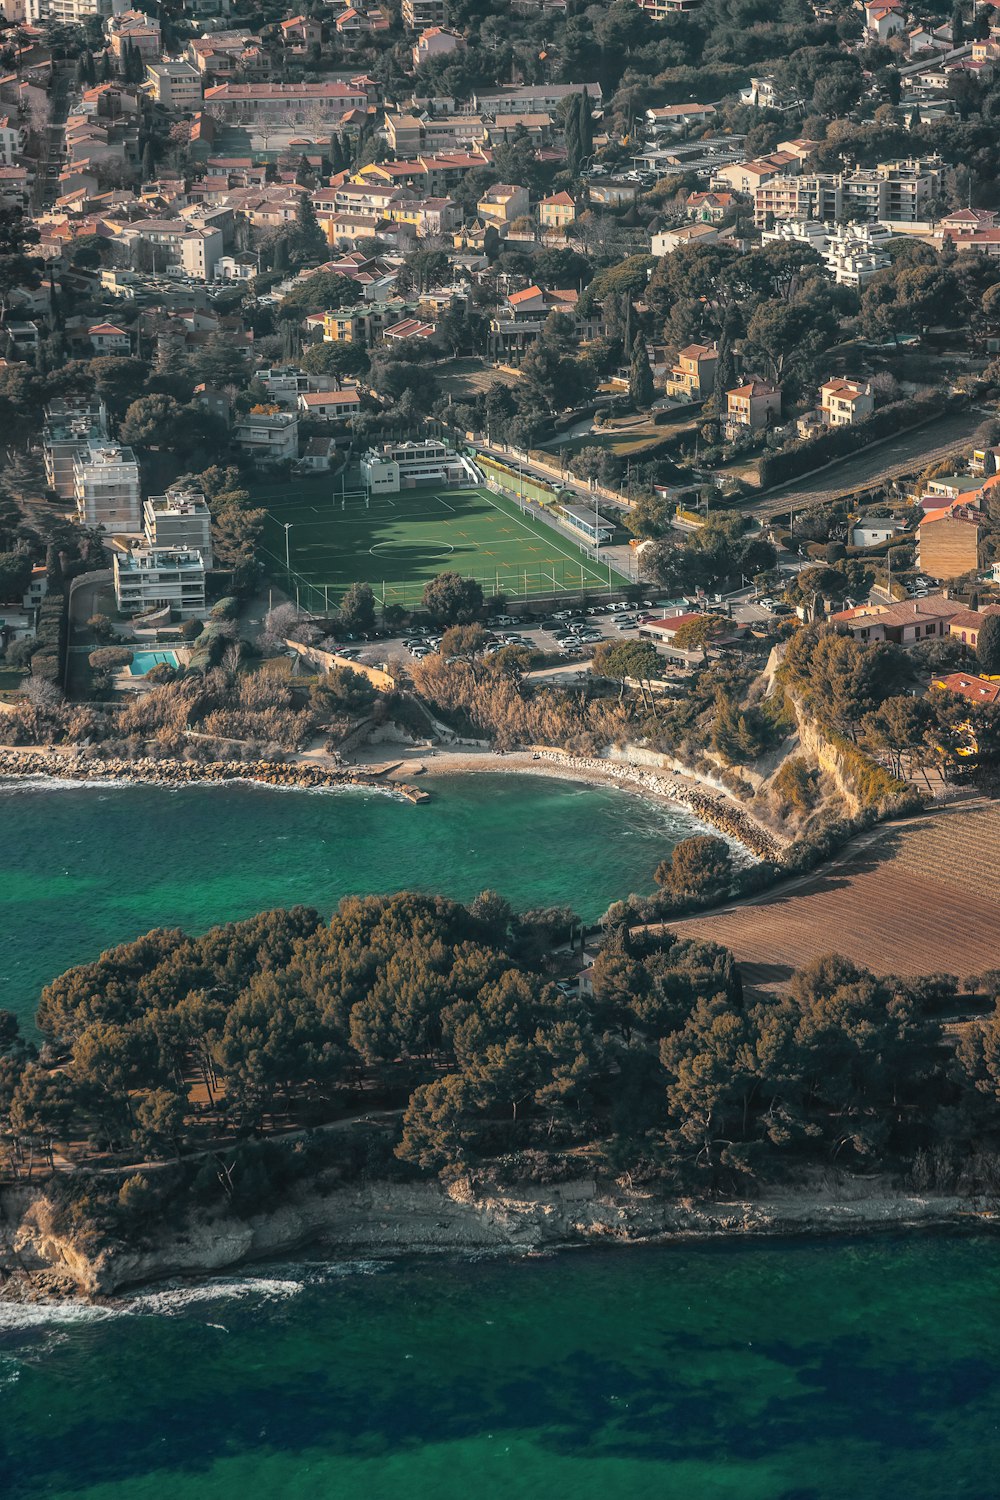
[254,476,631,608]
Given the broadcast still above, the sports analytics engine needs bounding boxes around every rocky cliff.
[1,1175,990,1302]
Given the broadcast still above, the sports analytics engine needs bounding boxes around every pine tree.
[629,332,654,409]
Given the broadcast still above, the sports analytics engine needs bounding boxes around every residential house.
[477,182,529,224]
[851,519,904,547]
[413,26,464,67]
[667,343,718,401]
[933,671,1000,706]
[738,76,804,111]
[820,377,874,426]
[588,178,639,208]
[866,0,906,39]
[296,387,363,424]
[538,190,577,229]
[106,8,162,59]
[651,222,719,255]
[726,378,781,432]
[234,408,299,464]
[87,322,130,354]
[645,102,715,134]
[828,593,962,643]
[684,190,738,223]
[948,605,1000,649]
[488,284,603,359]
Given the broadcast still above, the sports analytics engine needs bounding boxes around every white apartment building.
[73,443,142,532]
[26,0,111,21]
[233,410,299,465]
[113,547,206,619]
[145,61,203,111]
[42,397,109,498]
[361,439,480,493]
[0,115,24,167]
[761,219,892,286]
[143,490,213,568]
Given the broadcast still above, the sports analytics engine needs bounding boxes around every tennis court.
[255,476,631,609]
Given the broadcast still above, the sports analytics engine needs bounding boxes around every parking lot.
[342,598,743,671]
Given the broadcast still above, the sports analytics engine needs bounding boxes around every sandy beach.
[349,742,784,860]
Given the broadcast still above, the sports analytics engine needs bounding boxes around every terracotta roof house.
[933,672,1000,706]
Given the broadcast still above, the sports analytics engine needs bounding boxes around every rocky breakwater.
[0,748,430,803]
[532,750,781,861]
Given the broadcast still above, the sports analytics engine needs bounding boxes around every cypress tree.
[713,304,740,403]
[629,332,654,409]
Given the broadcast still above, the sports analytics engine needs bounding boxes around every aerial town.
[1,0,1000,1489]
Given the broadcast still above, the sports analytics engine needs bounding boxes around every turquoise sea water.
[1,1235,998,1499]
[0,772,695,1029]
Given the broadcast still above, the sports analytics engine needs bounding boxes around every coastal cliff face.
[0,1176,988,1301]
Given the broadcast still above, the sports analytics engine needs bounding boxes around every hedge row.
[28,591,67,684]
[757,396,948,490]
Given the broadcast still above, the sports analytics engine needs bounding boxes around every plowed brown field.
[666,800,1000,989]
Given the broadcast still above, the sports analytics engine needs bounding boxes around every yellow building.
[539,190,577,229]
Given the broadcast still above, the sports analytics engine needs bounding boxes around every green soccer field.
[254,477,631,609]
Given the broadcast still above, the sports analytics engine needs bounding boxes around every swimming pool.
[129,650,179,677]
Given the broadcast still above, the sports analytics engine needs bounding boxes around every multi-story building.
[106,8,162,59]
[0,114,24,167]
[233,409,299,465]
[73,443,143,532]
[725,378,782,433]
[402,0,446,27]
[820,378,874,427]
[145,61,202,111]
[201,81,368,126]
[476,182,529,224]
[42,397,109,498]
[143,490,214,568]
[113,547,206,618]
[487,284,604,360]
[754,159,941,227]
[667,343,718,401]
[26,0,111,22]
[475,82,601,117]
[918,505,984,580]
[361,439,480,493]
[539,191,577,229]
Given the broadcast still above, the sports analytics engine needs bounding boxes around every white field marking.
[478,490,609,585]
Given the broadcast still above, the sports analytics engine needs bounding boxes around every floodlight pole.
[283,522,293,571]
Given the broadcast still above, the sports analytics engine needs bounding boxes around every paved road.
[745,408,985,521]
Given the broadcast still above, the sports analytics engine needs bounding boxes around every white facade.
[73,443,142,532]
[114,547,206,618]
[146,61,203,110]
[234,410,299,465]
[26,0,111,20]
[143,490,213,568]
[361,439,479,493]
